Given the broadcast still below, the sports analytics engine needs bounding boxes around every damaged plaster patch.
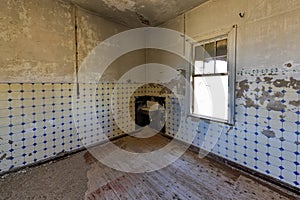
[135,12,150,25]
[262,130,276,138]
[289,100,300,107]
[264,77,273,84]
[102,0,136,12]
[266,100,286,112]
[245,98,258,109]
[273,77,300,90]
[256,86,286,112]
[273,79,289,88]
[236,80,249,98]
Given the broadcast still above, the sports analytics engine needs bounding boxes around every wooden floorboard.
[84,130,297,200]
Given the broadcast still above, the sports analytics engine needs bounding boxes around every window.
[191,32,236,124]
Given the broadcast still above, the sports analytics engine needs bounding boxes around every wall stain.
[285,63,292,68]
[8,140,13,145]
[289,100,300,107]
[295,141,300,145]
[262,130,276,138]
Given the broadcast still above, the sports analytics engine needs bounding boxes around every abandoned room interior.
[0,0,300,199]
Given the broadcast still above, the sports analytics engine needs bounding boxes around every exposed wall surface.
[158,0,300,188]
[0,0,75,83]
[0,0,133,173]
[0,0,299,191]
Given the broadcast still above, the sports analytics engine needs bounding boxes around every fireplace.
[135,96,166,133]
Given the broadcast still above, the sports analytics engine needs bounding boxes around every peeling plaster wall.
[0,0,75,83]
[77,8,146,82]
[77,8,129,67]
[0,0,136,174]
[158,0,300,188]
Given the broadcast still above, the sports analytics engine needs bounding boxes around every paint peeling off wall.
[0,0,140,175]
[0,0,74,83]
[77,8,129,67]
[159,0,300,188]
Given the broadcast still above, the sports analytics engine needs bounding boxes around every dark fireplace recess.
[135,96,166,133]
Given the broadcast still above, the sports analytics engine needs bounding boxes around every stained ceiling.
[65,0,208,28]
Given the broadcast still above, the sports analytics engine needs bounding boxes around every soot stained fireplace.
[135,96,166,133]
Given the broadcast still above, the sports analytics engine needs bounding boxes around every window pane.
[193,75,228,121]
[204,42,215,58]
[195,61,204,74]
[215,56,227,73]
[194,45,204,74]
[216,39,227,56]
[195,45,204,60]
[204,59,215,74]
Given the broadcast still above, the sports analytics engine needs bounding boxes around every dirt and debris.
[0,151,89,200]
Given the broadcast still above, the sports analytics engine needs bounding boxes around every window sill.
[187,114,234,126]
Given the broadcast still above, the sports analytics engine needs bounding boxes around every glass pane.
[215,56,227,73]
[195,45,204,61]
[204,42,215,58]
[204,59,215,74]
[216,39,227,56]
[193,75,228,121]
[194,45,204,74]
[195,61,204,74]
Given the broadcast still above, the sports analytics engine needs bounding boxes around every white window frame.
[189,26,237,125]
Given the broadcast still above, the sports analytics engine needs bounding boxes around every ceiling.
[65,0,208,28]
